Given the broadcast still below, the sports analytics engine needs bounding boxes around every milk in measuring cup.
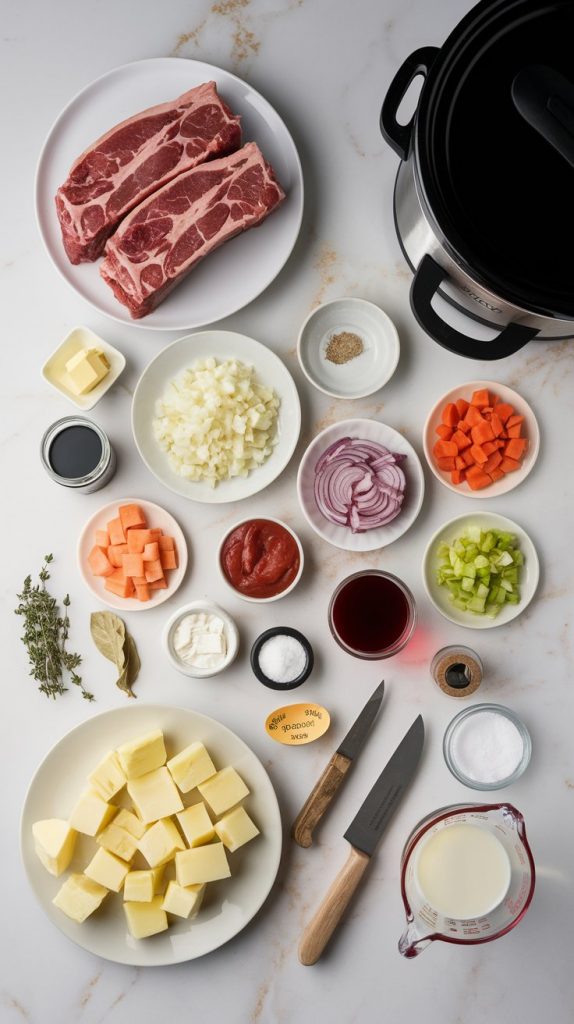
[414,822,511,919]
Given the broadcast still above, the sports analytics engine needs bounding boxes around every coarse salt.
[258,634,307,684]
[451,710,524,784]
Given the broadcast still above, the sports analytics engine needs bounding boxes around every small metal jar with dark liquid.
[40,416,116,493]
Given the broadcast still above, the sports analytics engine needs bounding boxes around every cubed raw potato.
[138,818,185,868]
[127,766,183,824]
[69,791,117,836]
[215,806,260,853]
[84,847,130,893]
[123,870,155,903]
[32,819,77,877]
[87,750,126,801]
[176,802,214,848]
[117,730,166,780]
[161,881,205,919]
[175,843,230,886]
[167,742,216,794]
[124,896,168,939]
[96,822,138,861]
[198,767,249,816]
[113,809,145,840]
[151,865,165,895]
[53,874,108,922]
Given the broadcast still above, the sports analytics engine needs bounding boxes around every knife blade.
[298,714,424,965]
[292,680,385,848]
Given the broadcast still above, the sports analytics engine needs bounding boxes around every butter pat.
[127,766,183,824]
[96,822,138,862]
[69,791,117,836]
[124,896,168,939]
[64,348,110,396]
[88,751,126,801]
[161,881,205,919]
[176,802,214,848]
[53,874,107,922]
[117,730,166,780]
[198,766,249,816]
[175,842,230,886]
[32,819,77,877]
[113,808,145,840]
[215,806,260,853]
[84,847,130,892]
[123,870,155,903]
[167,742,216,794]
[138,818,185,868]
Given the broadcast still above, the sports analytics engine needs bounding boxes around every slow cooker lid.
[417,0,574,319]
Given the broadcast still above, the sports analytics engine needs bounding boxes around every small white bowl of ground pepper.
[297,297,400,400]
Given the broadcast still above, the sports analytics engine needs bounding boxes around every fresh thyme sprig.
[15,554,94,701]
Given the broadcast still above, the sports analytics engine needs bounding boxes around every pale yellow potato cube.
[124,896,168,939]
[127,767,183,824]
[152,865,165,894]
[123,870,155,903]
[176,802,214,848]
[175,843,230,886]
[113,809,145,840]
[117,730,166,780]
[32,819,77,877]
[215,806,260,853]
[167,742,216,793]
[161,881,205,919]
[96,822,138,862]
[197,767,249,816]
[69,791,117,836]
[88,751,126,801]
[84,847,130,893]
[53,874,107,922]
[138,818,185,868]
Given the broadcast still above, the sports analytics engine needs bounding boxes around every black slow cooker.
[381,0,574,359]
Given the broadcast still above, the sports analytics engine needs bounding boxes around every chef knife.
[292,680,385,848]
[298,714,424,966]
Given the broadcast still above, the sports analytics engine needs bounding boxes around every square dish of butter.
[42,325,126,410]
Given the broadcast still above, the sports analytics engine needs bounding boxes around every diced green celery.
[467,596,486,612]
[453,540,465,557]
[500,578,514,593]
[507,593,519,604]
[461,576,475,592]
[467,525,481,544]
[498,551,514,567]
[474,555,489,569]
[454,558,465,577]
[481,532,496,552]
[495,587,507,604]
[461,563,476,579]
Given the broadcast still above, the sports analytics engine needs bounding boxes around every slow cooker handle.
[380,47,439,160]
[410,256,539,360]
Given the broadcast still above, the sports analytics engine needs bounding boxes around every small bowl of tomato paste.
[218,518,304,602]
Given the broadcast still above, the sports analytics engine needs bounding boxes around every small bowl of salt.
[251,627,314,691]
[443,703,532,790]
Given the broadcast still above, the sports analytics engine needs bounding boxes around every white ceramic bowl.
[423,380,540,498]
[422,511,540,629]
[42,325,126,410]
[217,517,304,603]
[297,418,425,552]
[297,297,400,399]
[162,600,239,678]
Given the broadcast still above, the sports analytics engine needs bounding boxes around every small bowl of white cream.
[162,600,239,678]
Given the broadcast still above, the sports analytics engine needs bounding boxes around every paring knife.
[298,714,424,966]
[292,680,385,848]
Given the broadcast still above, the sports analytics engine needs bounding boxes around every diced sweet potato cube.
[505,438,528,460]
[462,449,475,467]
[466,465,492,490]
[88,546,114,577]
[105,576,135,598]
[127,529,154,553]
[107,518,126,546]
[507,423,522,438]
[145,559,164,584]
[454,456,466,470]
[149,578,168,590]
[160,549,178,571]
[108,543,129,568]
[158,535,175,551]
[143,542,160,562]
[122,553,144,578]
[135,584,151,602]
[96,530,110,548]
[119,504,147,531]
[457,418,471,434]
[131,575,148,586]
[482,441,497,456]
[470,421,495,445]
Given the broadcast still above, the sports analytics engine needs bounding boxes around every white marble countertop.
[2,0,573,1021]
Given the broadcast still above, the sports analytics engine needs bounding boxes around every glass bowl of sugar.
[443,703,532,790]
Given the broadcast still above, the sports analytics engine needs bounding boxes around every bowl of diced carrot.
[78,499,188,610]
[423,381,540,498]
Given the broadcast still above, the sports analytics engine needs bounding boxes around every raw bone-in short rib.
[55,82,241,264]
[99,142,285,319]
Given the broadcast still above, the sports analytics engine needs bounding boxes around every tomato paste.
[220,519,300,599]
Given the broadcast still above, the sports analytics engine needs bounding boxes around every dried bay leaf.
[117,634,140,699]
[90,611,126,673]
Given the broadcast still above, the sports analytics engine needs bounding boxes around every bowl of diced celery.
[422,512,539,628]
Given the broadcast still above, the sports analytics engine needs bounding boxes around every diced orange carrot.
[462,449,475,467]
[451,469,464,485]
[433,440,458,458]
[463,405,484,427]
[451,429,472,451]
[95,530,110,549]
[437,456,456,471]
[107,518,126,546]
[470,421,495,445]
[143,542,160,562]
[105,576,135,598]
[131,575,148,586]
[482,441,497,456]
[149,528,163,538]
[88,546,114,577]
[158,535,175,552]
[149,578,168,590]
[470,444,488,465]
[455,398,470,419]
[489,412,504,437]
[492,439,506,449]
[127,529,155,553]
[108,543,129,568]
[466,466,492,490]
[483,451,503,474]
[454,455,466,470]
[436,424,453,440]
[441,402,459,427]
[505,437,528,460]
[470,388,490,408]
[494,402,514,423]
[144,559,164,584]
[457,418,471,434]
[506,414,524,429]
[160,548,178,571]
[135,584,151,602]
[481,406,493,416]
[489,467,505,481]
[507,423,522,438]
[500,456,521,473]
[122,553,144,578]
[119,504,147,531]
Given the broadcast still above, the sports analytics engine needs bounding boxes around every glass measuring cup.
[399,803,535,958]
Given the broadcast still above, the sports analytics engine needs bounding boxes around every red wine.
[331,572,413,656]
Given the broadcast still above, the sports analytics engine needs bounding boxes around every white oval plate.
[422,511,540,629]
[35,58,304,331]
[77,497,188,611]
[423,380,540,498]
[20,704,282,966]
[132,331,301,504]
[297,418,425,551]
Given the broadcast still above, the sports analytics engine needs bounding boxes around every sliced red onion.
[314,437,407,533]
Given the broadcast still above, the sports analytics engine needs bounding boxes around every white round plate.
[422,511,539,629]
[423,380,540,498]
[35,58,304,331]
[20,704,282,966]
[77,497,188,611]
[132,331,301,504]
[297,418,425,551]
[297,297,400,399]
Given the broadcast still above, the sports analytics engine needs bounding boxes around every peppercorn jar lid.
[250,627,314,690]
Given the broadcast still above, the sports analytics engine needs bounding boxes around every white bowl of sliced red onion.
[297,419,425,551]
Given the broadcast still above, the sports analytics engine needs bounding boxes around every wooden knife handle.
[298,845,370,966]
[292,752,352,848]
